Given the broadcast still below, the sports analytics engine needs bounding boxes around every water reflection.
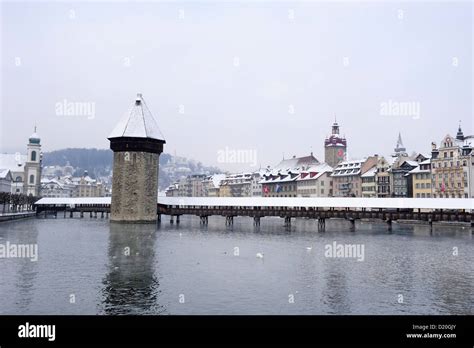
[321,261,350,314]
[101,223,164,314]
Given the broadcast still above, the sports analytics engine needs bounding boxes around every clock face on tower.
[337,148,345,159]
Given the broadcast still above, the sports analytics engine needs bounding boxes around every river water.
[0,216,472,315]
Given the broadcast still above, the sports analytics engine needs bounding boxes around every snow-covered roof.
[0,154,27,173]
[211,174,226,188]
[108,93,165,141]
[361,166,376,178]
[272,155,319,171]
[332,160,363,177]
[0,168,12,179]
[296,163,333,181]
[34,196,474,210]
[419,159,431,165]
[404,160,418,167]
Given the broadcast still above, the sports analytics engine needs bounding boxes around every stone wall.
[111,151,159,223]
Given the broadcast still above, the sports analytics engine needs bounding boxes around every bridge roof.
[35,196,474,210]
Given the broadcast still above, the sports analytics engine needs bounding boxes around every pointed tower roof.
[396,132,404,148]
[108,93,165,142]
[393,132,407,157]
[456,121,464,141]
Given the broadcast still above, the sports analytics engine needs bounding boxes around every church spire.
[456,121,464,141]
[393,132,407,157]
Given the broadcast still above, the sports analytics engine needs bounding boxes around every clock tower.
[324,118,347,168]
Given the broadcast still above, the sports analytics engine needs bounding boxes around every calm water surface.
[0,216,472,315]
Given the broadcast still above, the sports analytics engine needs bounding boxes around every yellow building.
[218,181,232,197]
[410,160,432,198]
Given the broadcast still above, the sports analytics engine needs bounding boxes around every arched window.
[15,176,22,182]
[31,151,37,161]
[29,174,34,184]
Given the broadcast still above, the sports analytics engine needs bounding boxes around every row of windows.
[415,183,431,189]
[433,160,467,168]
[415,173,430,180]
[434,193,468,198]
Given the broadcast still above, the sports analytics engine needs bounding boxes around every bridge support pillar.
[200,216,208,225]
[284,216,291,226]
[225,216,234,226]
[70,211,73,218]
[176,215,180,224]
[64,210,66,218]
[318,218,325,232]
[101,212,104,219]
[54,211,57,219]
[90,212,93,218]
[387,219,392,231]
[94,211,98,219]
[170,216,174,224]
[80,211,84,218]
[157,214,161,223]
[106,212,109,219]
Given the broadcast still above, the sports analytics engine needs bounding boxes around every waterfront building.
[324,118,347,168]
[177,174,207,197]
[407,159,432,198]
[260,154,319,197]
[295,163,333,197]
[165,183,180,197]
[219,173,253,197]
[375,156,391,197]
[0,169,12,193]
[431,125,473,198]
[390,160,418,197]
[361,166,377,198]
[108,93,166,223]
[0,128,42,196]
[202,174,226,197]
[331,156,378,197]
[72,171,106,197]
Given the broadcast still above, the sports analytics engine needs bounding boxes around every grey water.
[0,216,472,315]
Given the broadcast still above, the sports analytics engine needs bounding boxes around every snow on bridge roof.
[35,197,474,210]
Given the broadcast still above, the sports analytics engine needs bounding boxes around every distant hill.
[42,148,221,190]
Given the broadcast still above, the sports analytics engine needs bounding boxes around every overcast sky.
[1,1,472,171]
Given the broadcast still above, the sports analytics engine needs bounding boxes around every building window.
[29,174,34,184]
[31,151,36,161]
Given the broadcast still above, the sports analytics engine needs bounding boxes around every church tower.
[392,132,408,157]
[324,117,347,168]
[108,94,166,223]
[24,127,42,197]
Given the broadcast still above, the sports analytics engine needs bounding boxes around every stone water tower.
[108,94,165,223]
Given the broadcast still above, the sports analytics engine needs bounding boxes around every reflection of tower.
[324,117,347,168]
[108,94,166,223]
[24,127,42,197]
[101,223,163,314]
[392,132,408,157]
